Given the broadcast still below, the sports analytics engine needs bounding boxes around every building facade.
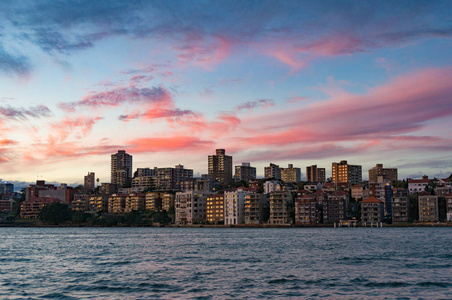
[84,172,95,191]
[306,165,326,183]
[175,191,211,225]
[234,162,256,183]
[361,197,384,225]
[418,194,439,222]
[368,164,398,183]
[111,150,133,187]
[268,191,292,225]
[264,163,281,180]
[206,194,225,224]
[280,164,301,183]
[332,160,362,185]
[244,193,266,224]
[208,149,233,187]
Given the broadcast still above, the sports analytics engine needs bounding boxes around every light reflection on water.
[0,227,451,299]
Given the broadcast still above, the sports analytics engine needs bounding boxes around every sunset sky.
[1,0,451,187]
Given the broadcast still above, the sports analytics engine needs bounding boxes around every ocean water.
[0,227,451,299]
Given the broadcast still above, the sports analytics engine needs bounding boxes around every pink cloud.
[49,116,102,143]
[232,67,452,157]
[59,85,171,112]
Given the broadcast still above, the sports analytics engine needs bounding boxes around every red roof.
[362,196,383,203]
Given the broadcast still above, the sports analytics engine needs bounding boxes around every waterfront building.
[175,191,211,225]
[391,191,409,223]
[111,150,133,187]
[224,188,253,225]
[20,197,60,219]
[71,193,90,211]
[145,192,162,211]
[162,193,175,211]
[234,162,256,183]
[124,193,145,212]
[244,193,266,224]
[368,164,398,183]
[323,191,347,224]
[264,163,281,180]
[445,193,452,222]
[208,149,233,187]
[418,193,439,222]
[25,181,75,203]
[108,193,128,213]
[332,160,362,185]
[280,164,301,183]
[89,195,108,212]
[0,198,14,212]
[206,194,225,224]
[84,172,95,191]
[295,195,318,225]
[361,197,384,225]
[268,191,292,225]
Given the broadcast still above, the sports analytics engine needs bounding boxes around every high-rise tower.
[208,149,233,187]
[111,150,133,187]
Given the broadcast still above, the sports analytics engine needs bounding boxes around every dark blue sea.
[0,227,451,299]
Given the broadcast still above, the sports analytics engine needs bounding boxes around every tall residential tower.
[208,149,233,187]
[111,150,133,188]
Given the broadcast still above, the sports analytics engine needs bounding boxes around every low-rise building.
[145,192,162,211]
[269,191,292,225]
[361,197,384,225]
[418,193,439,222]
[89,195,108,212]
[446,193,452,222]
[162,193,175,211]
[206,194,224,224]
[175,191,211,225]
[124,193,145,212]
[295,195,318,225]
[108,193,128,213]
[244,193,266,224]
[408,176,431,194]
[224,188,254,225]
[20,197,61,219]
[391,195,410,223]
[71,193,90,211]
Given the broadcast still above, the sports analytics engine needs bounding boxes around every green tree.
[39,202,72,225]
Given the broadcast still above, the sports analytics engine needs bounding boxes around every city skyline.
[1,1,451,185]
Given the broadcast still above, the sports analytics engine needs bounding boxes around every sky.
[0,0,451,188]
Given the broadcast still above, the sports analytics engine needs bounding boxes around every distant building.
[264,180,283,194]
[268,191,292,225]
[132,176,154,191]
[72,193,90,211]
[361,197,384,225]
[234,162,256,183]
[84,172,95,191]
[206,194,224,224]
[418,194,438,222]
[208,149,233,187]
[368,164,398,183]
[100,183,117,195]
[153,165,193,190]
[26,181,75,203]
[280,164,301,183]
[264,163,281,180]
[111,150,133,188]
[306,165,326,183]
[0,182,14,194]
[332,160,362,185]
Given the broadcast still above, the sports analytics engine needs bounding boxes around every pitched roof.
[361,196,383,203]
